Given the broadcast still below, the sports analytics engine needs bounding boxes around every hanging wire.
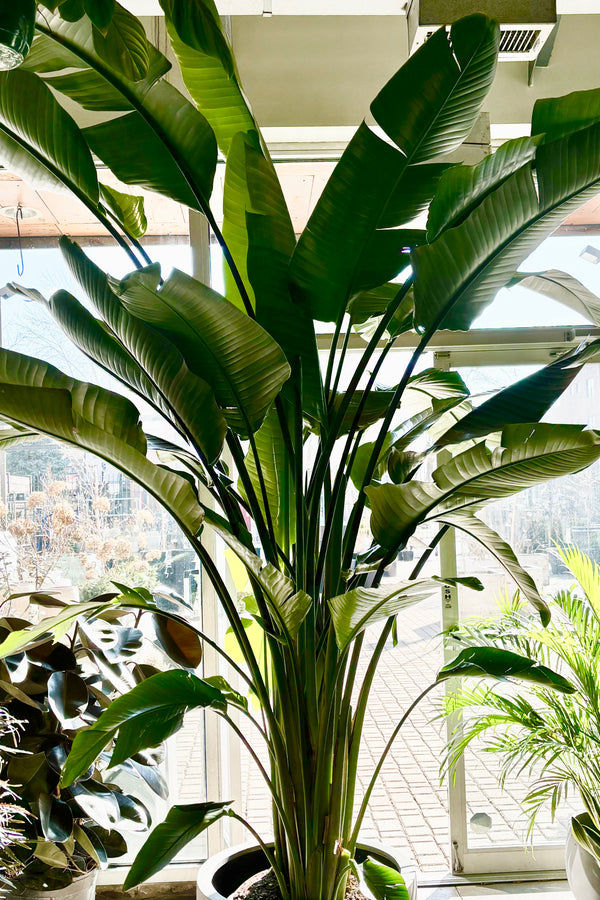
[15,204,24,277]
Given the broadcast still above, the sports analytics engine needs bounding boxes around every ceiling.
[0,2,598,239]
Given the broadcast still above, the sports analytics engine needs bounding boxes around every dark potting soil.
[232,869,369,900]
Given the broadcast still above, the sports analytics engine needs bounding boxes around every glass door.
[442,357,600,875]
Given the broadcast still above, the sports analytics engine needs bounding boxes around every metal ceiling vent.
[407,0,557,62]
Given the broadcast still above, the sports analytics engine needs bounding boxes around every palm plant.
[0,3,598,899]
[444,547,600,861]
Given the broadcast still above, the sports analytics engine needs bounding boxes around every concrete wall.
[231,12,600,130]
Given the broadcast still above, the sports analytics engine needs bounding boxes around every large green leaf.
[243,407,295,548]
[361,858,410,900]
[329,580,440,649]
[0,68,98,201]
[0,599,114,658]
[435,341,600,447]
[0,348,205,534]
[160,0,256,154]
[30,15,217,213]
[115,265,291,436]
[99,184,147,239]
[435,511,549,625]
[367,424,600,552]
[222,132,324,419]
[438,646,574,693]
[290,16,498,323]
[124,802,232,889]
[289,124,418,322]
[427,135,541,241]
[62,671,228,786]
[532,88,600,142]
[371,15,499,161]
[509,270,600,325]
[83,79,217,211]
[90,4,150,82]
[58,238,227,462]
[413,121,600,332]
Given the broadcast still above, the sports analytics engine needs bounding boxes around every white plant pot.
[9,868,98,899]
[196,841,418,900]
[566,827,600,900]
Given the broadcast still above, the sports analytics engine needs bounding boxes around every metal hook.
[15,203,24,277]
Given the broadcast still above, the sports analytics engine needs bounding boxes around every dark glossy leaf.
[114,792,151,832]
[115,266,291,437]
[124,801,232,889]
[39,793,73,843]
[438,646,575,693]
[0,68,98,201]
[371,16,499,161]
[532,88,600,142]
[87,824,127,858]
[84,0,114,31]
[91,6,150,81]
[7,752,58,799]
[62,671,229,785]
[47,671,89,724]
[70,780,120,831]
[153,615,202,669]
[81,620,143,663]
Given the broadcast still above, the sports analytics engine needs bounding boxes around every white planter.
[566,827,600,900]
[196,841,418,900]
[9,868,97,899]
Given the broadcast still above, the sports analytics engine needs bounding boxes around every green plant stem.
[227,811,291,900]
[324,313,346,404]
[305,284,412,596]
[329,325,352,406]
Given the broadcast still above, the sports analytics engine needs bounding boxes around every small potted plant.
[443,546,600,900]
[0,595,185,898]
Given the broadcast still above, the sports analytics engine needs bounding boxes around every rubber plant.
[0,600,176,892]
[0,3,598,899]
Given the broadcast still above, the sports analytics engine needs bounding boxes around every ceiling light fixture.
[580,245,600,265]
[0,0,36,71]
[0,205,40,220]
